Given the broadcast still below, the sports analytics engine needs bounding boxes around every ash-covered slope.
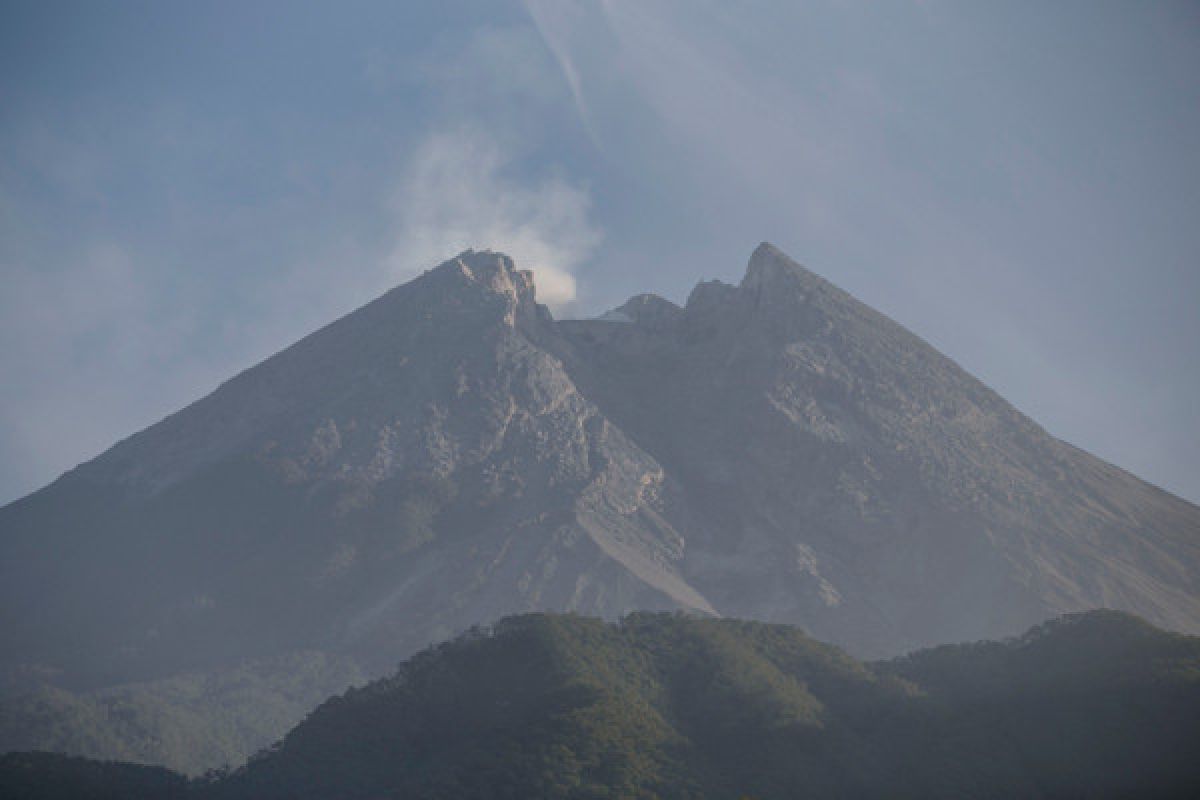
[557,243,1200,654]
[1,245,1198,771]
[0,251,710,695]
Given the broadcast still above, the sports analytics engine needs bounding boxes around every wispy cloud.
[386,128,601,311]
[362,21,602,309]
[0,14,604,504]
[523,1,602,151]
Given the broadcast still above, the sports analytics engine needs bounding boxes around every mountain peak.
[741,241,825,294]
[596,293,683,331]
[421,249,542,328]
[432,249,533,295]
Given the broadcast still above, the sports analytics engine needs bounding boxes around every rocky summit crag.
[2,245,1198,772]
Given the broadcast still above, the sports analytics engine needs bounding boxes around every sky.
[1,0,1198,505]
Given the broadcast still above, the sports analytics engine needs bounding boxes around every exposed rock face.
[1,245,1198,763]
[558,243,1200,654]
[1,251,712,690]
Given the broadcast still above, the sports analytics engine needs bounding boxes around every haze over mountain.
[1,245,1198,771]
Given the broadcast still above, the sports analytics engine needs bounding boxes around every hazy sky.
[1,1,1198,505]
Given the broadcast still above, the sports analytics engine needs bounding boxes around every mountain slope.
[6,611,1198,799]
[0,251,709,692]
[556,243,1200,653]
[1,244,1198,771]
[0,652,365,776]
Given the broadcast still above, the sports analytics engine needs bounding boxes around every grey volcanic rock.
[1,251,709,691]
[557,243,1200,654]
[1,244,1198,768]
[597,293,684,331]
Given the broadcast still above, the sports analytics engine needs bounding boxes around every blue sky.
[1,0,1198,504]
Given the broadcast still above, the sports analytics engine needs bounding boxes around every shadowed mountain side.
[0,652,366,777]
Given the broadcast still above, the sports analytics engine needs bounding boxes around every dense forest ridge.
[3,609,1199,799]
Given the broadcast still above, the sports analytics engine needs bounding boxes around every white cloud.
[386,129,601,311]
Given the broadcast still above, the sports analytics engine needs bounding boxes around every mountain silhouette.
[2,245,1197,771]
